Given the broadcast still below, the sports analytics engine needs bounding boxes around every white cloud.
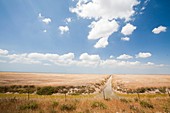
[70,0,140,21]
[8,53,41,64]
[43,30,47,33]
[121,23,137,36]
[117,54,133,60]
[88,19,118,48]
[65,17,72,23]
[88,19,119,40]
[70,0,140,48]
[109,55,114,59]
[146,62,154,65]
[42,18,51,24]
[0,49,8,55]
[0,60,6,63]
[1,49,167,73]
[38,13,51,24]
[58,26,69,34]
[136,52,152,58]
[121,37,130,41]
[94,37,109,48]
[38,13,43,18]
[79,53,100,61]
[78,53,101,67]
[152,26,167,34]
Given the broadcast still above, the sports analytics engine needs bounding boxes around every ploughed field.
[112,74,170,94]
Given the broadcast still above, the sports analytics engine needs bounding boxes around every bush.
[120,98,129,103]
[91,101,107,109]
[20,101,38,110]
[60,104,76,111]
[136,87,146,93]
[37,86,54,95]
[159,87,166,93]
[52,101,59,107]
[140,100,154,109]
[134,98,139,102]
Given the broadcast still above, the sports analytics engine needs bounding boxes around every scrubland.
[0,72,170,113]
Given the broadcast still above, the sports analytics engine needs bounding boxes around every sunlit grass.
[0,93,95,99]
[115,92,169,98]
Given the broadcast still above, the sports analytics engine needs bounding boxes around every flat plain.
[112,74,170,89]
[0,72,170,113]
[0,72,108,86]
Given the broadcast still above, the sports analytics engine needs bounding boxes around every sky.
[0,0,170,74]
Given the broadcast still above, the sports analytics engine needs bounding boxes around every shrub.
[136,87,146,93]
[37,86,54,95]
[60,104,76,111]
[140,100,154,109]
[91,101,107,109]
[159,87,166,93]
[134,98,139,102]
[52,101,59,107]
[0,86,9,93]
[120,98,129,103]
[19,101,38,110]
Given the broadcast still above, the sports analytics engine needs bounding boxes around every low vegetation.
[19,101,38,110]
[60,103,76,111]
[140,100,154,109]
[0,95,169,113]
[91,101,107,109]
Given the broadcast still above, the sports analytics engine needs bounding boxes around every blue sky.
[0,0,170,74]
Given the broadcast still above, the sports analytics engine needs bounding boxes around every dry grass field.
[112,74,170,89]
[0,72,108,86]
[0,73,170,112]
[112,74,170,94]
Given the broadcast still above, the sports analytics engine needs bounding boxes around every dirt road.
[98,75,118,99]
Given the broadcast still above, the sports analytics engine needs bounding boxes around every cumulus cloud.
[70,0,140,48]
[38,13,51,24]
[121,23,137,36]
[79,53,100,61]
[42,18,51,24]
[65,17,72,23]
[8,53,41,64]
[0,49,8,55]
[58,26,69,34]
[146,62,154,65]
[117,54,133,60]
[0,49,166,71]
[94,37,109,48]
[109,55,114,59]
[121,37,130,41]
[88,19,119,40]
[136,52,152,58]
[152,26,167,34]
[70,0,140,21]
[7,52,75,66]
[88,19,118,48]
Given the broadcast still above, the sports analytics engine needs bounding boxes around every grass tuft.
[91,101,107,109]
